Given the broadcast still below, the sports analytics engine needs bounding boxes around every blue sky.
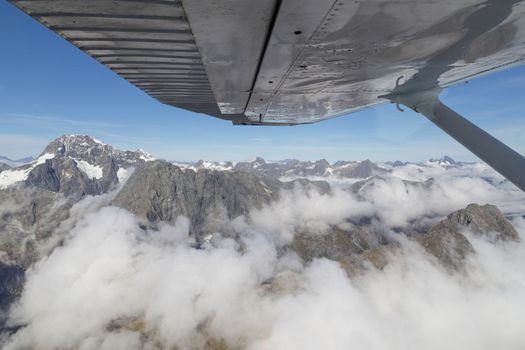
[1,2,524,162]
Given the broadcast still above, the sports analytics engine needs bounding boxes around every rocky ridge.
[0,135,153,197]
[0,136,520,334]
[112,160,330,238]
[187,157,390,179]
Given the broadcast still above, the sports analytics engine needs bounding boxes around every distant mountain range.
[174,155,466,179]
[2,136,467,182]
[0,156,34,169]
[0,134,520,341]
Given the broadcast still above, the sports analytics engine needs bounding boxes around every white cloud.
[2,163,525,349]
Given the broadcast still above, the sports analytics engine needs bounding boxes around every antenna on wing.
[393,76,405,112]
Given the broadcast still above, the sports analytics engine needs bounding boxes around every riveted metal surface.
[9,0,525,126]
[9,0,250,122]
[246,0,525,124]
[181,0,278,114]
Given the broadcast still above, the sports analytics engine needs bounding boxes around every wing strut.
[394,89,525,191]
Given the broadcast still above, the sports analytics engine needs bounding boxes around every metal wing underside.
[9,0,525,125]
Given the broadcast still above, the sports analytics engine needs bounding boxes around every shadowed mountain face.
[112,160,329,238]
[0,135,153,197]
[0,136,519,272]
[0,135,523,348]
[188,157,391,179]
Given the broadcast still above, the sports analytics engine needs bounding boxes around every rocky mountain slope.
[0,135,521,338]
[0,135,153,197]
[183,155,472,180]
[187,157,391,179]
[112,160,330,238]
[334,203,519,276]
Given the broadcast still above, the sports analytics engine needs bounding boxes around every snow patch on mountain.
[0,153,55,188]
[137,149,155,162]
[74,159,103,180]
[117,167,134,183]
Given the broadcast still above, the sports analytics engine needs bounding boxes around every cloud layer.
[2,162,525,350]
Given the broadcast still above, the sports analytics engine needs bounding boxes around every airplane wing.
[9,0,525,125]
[8,0,525,190]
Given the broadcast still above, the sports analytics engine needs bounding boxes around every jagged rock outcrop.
[332,159,389,178]
[112,160,329,238]
[0,263,24,316]
[0,136,157,320]
[25,157,111,197]
[293,225,388,262]
[0,135,153,197]
[415,203,518,269]
[293,203,518,276]
[0,163,10,173]
[351,176,435,199]
[0,188,72,267]
[42,135,153,168]
[446,203,518,241]
[211,157,391,179]
[0,136,520,339]
[414,220,475,270]
[0,188,72,328]
[427,155,457,167]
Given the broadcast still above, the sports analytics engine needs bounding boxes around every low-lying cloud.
[2,162,525,350]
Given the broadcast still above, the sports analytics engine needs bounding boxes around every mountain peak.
[254,157,266,164]
[42,135,108,157]
[428,155,456,166]
[1,135,155,195]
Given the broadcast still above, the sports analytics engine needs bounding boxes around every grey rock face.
[292,225,388,262]
[3,135,152,197]
[0,163,10,173]
[351,176,434,199]
[229,157,389,179]
[42,135,151,168]
[112,160,329,238]
[113,161,281,235]
[414,220,475,270]
[0,262,24,313]
[0,188,72,267]
[25,157,116,198]
[446,203,518,241]
[414,203,518,269]
[32,135,151,197]
[0,187,72,326]
[428,155,456,167]
[332,159,389,178]
[294,202,518,275]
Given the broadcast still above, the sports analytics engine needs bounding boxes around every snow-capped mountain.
[180,155,468,180]
[0,135,154,196]
[183,157,390,179]
[385,155,466,169]
[425,155,463,168]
